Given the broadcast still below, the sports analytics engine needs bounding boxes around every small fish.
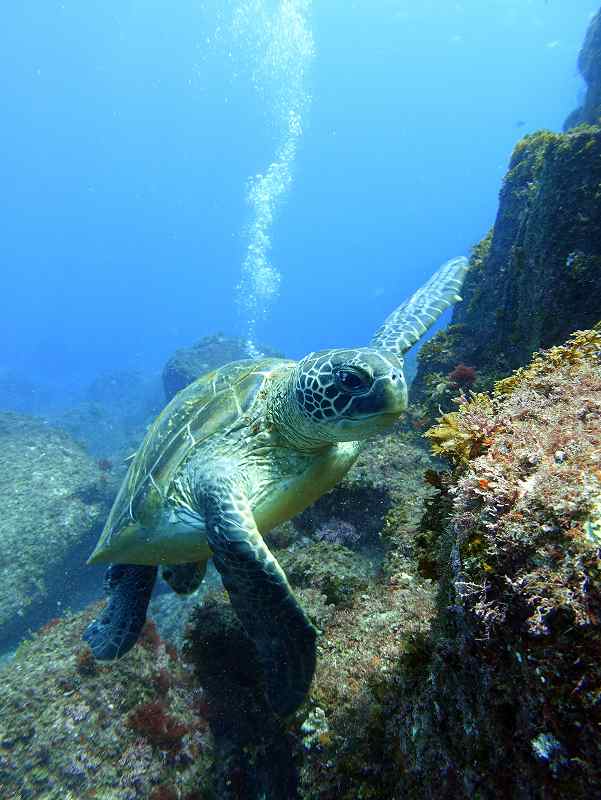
[515,120,526,128]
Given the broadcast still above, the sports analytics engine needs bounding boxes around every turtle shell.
[96,357,294,554]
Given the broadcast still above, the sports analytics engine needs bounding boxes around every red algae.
[126,701,190,752]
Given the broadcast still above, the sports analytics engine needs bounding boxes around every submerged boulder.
[276,542,373,607]
[162,333,283,401]
[0,414,111,648]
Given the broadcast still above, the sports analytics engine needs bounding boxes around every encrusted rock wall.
[410,125,601,414]
[397,330,601,799]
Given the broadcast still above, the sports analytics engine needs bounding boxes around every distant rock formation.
[564,9,601,129]
[0,370,54,414]
[162,334,283,401]
[410,125,601,412]
[56,370,164,458]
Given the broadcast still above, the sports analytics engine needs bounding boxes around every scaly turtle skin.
[84,256,468,717]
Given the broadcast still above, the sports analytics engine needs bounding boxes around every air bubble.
[233,1,314,355]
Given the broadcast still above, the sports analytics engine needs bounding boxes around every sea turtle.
[84,255,469,716]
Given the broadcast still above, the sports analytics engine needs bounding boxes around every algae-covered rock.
[297,576,437,799]
[276,542,373,607]
[295,331,601,799]
[564,9,601,129]
[395,329,601,799]
[411,125,601,410]
[0,606,212,800]
[162,333,282,401]
[0,414,111,647]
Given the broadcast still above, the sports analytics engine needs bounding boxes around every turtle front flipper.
[83,564,157,660]
[371,255,469,355]
[202,476,317,717]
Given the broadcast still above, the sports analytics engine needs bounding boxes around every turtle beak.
[347,373,407,421]
[379,373,408,417]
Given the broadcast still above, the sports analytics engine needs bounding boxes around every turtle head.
[287,348,407,444]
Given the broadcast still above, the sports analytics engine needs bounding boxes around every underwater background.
[2,2,601,800]
[0,1,596,389]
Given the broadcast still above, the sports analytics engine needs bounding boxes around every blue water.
[1,0,597,392]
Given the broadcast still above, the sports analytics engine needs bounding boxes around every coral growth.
[423,392,498,465]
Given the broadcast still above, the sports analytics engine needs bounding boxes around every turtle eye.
[334,367,372,394]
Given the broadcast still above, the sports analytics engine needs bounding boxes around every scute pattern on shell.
[102,357,295,544]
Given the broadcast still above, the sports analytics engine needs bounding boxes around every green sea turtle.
[84,256,468,716]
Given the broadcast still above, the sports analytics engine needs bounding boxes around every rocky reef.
[0,607,212,800]
[162,334,283,401]
[410,124,601,418]
[6,334,600,798]
[0,413,112,648]
[0,408,450,800]
[284,329,601,800]
[564,10,601,130]
[4,17,601,797]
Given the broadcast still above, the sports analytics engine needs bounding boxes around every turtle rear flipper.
[161,561,207,595]
[203,476,317,717]
[83,564,157,660]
